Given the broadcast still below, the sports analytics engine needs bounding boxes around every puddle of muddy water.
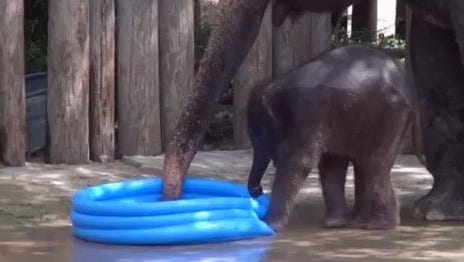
[2,200,464,262]
[72,238,272,262]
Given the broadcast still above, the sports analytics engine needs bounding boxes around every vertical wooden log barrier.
[352,0,378,42]
[89,0,116,163]
[233,3,273,149]
[117,0,161,156]
[309,13,332,58]
[273,12,332,77]
[401,7,417,154]
[48,0,90,164]
[396,0,407,39]
[273,13,312,77]
[159,0,195,150]
[0,1,26,166]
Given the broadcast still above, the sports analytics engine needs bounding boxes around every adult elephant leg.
[409,13,464,221]
[162,0,271,200]
[449,2,464,75]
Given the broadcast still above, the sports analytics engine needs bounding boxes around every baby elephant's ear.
[272,0,291,27]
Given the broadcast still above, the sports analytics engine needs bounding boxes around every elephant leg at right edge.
[410,10,464,221]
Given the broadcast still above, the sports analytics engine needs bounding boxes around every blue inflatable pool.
[71,178,274,245]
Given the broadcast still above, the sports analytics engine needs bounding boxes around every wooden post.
[233,3,272,149]
[309,13,333,59]
[159,0,194,150]
[401,7,417,154]
[395,0,407,39]
[48,0,90,164]
[273,12,332,77]
[352,0,378,42]
[0,1,26,166]
[89,0,115,163]
[117,0,161,156]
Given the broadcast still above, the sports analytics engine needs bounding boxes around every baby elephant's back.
[276,45,411,155]
[284,44,411,109]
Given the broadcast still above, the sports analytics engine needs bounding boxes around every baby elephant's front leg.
[266,152,310,232]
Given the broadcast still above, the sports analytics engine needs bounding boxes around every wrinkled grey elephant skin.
[247,45,411,232]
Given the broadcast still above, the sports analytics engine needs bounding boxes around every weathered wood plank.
[89,0,115,163]
[273,13,311,77]
[0,1,26,166]
[309,12,332,58]
[159,0,195,150]
[116,0,161,156]
[233,3,273,149]
[352,0,378,41]
[273,12,332,77]
[48,0,90,164]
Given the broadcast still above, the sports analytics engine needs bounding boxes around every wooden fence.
[0,1,331,166]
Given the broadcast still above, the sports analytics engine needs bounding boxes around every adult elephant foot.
[324,216,348,228]
[413,179,464,221]
[408,6,464,222]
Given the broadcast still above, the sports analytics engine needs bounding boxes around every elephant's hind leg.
[351,156,399,230]
[318,154,350,228]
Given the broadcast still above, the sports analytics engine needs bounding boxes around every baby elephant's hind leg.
[351,156,399,230]
[350,94,409,230]
[319,154,350,228]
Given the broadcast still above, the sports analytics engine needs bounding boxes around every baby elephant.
[247,44,411,232]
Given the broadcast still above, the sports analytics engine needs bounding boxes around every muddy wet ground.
[0,151,463,262]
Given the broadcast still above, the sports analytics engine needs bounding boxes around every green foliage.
[375,34,406,49]
[332,27,406,51]
[25,0,48,73]
[203,110,234,149]
[25,35,47,74]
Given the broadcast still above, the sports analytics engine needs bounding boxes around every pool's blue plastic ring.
[71,178,274,245]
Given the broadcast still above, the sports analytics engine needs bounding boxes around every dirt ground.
[0,150,463,262]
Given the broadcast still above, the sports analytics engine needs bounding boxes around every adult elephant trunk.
[162,0,271,200]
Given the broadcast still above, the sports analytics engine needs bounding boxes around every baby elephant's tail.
[247,81,283,135]
[246,81,284,197]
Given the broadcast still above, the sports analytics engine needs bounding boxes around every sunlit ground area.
[0,151,463,262]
